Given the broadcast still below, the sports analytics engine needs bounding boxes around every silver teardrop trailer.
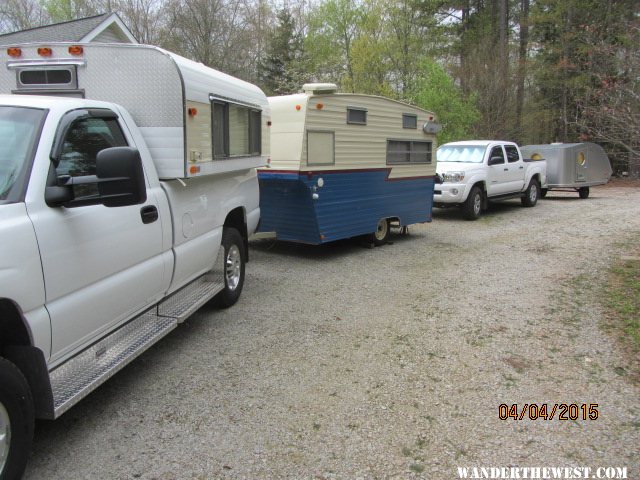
[520,143,612,199]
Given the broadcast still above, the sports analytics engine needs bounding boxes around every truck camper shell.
[0,42,270,178]
[520,143,611,198]
[258,83,440,245]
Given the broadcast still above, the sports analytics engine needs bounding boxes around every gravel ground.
[24,184,640,479]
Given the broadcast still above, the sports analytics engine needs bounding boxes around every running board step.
[51,310,177,417]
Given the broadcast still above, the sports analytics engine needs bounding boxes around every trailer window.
[387,140,432,164]
[307,131,335,165]
[212,100,261,158]
[17,66,78,90]
[402,114,417,129]
[347,107,367,125]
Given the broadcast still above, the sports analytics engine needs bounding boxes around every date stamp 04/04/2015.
[498,403,599,421]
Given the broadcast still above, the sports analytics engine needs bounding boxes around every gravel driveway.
[24,184,640,479]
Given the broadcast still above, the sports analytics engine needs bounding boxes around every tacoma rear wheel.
[0,357,34,480]
[521,179,540,207]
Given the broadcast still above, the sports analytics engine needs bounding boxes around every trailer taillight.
[68,45,84,56]
[7,47,22,58]
[37,47,53,57]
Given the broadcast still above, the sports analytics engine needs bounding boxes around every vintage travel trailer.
[257,83,440,245]
[520,143,612,198]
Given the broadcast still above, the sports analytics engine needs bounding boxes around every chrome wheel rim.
[374,219,388,241]
[473,194,481,215]
[225,245,241,291]
[0,403,10,474]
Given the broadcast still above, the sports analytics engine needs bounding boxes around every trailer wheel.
[214,228,246,308]
[369,218,390,246]
[579,187,590,199]
[462,186,482,220]
[0,357,34,480]
[521,179,540,207]
[541,188,548,198]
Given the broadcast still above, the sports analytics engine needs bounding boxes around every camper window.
[402,114,417,129]
[387,140,432,164]
[307,131,335,165]
[212,100,261,159]
[347,107,367,125]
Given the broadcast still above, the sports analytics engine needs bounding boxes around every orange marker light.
[188,107,198,117]
[7,47,22,58]
[316,103,324,110]
[189,165,200,175]
[37,47,53,57]
[68,45,84,56]
[295,105,301,111]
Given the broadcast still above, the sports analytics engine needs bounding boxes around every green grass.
[605,253,640,350]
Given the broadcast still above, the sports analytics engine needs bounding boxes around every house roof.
[0,12,137,45]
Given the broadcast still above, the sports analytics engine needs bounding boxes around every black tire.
[214,228,246,308]
[541,188,548,198]
[462,186,483,220]
[521,179,540,207]
[579,187,590,199]
[368,218,390,246]
[0,357,34,480]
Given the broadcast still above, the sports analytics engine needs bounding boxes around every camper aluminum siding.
[259,92,438,244]
[1,43,270,178]
[520,143,611,188]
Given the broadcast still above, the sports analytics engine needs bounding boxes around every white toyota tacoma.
[434,140,547,220]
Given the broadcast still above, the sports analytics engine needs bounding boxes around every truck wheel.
[541,188,548,198]
[579,187,590,199]
[462,187,482,220]
[521,179,540,207]
[215,228,246,308]
[368,218,390,246]
[0,357,34,480]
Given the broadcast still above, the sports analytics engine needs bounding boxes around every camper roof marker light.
[68,45,84,56]
[188,107,198,117]
[316,103,324,110]
[7,47,22,58]
[37,47,53,57]
[295,105,301,111]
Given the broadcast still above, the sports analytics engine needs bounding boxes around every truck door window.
[56,116,128,197]
[505,145,520,163]
[489,146,505,164]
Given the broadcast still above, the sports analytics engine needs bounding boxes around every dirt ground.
[24,184,640,479]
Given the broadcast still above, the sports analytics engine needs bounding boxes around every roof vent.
[302,83,338,94]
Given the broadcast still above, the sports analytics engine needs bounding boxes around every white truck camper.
[0,43,269,479]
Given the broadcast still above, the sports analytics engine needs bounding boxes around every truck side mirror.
[488,156,503,166]
[97,147,146,207]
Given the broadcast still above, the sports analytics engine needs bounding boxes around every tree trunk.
[515,0,529,142]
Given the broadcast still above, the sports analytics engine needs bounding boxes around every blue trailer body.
[258,169,436,244]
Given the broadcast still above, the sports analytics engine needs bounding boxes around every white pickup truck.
[0,43,269,479]
[434,140,547,220]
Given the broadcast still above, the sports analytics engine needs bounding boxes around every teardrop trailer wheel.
[0,357,34,480]
[369,218,390,246]
[214,228,246,308]
[579,187,590,199]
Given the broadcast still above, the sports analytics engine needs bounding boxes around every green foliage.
[607,255,640,350]
[258,9,307,95]
[410,60,480,145]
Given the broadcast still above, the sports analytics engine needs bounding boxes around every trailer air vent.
[17,66,78,90]
[302,83,338,95]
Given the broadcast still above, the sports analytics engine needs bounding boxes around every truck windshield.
[0,106,46,203]
[437,145,486,163]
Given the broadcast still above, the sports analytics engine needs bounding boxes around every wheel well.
[224,207,248,261]
[0,299,54,419]
[0,299,31,348]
